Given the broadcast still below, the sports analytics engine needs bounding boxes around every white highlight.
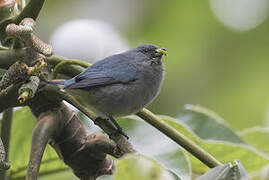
[210,0,269,31]
[50,19,129,63]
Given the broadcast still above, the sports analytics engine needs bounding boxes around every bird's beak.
[155,48,168,56]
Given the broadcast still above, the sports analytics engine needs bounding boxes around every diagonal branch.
[55,88,136,154]
[136,108,222,168]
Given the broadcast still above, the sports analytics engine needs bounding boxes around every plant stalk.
[136,108,222,168]
[0,108,13,180]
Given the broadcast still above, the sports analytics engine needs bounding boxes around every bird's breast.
[89,67,164,117]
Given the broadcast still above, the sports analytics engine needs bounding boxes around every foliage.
[3,104,269,180]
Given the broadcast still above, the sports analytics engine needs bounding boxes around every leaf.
[196,163,231,180]
[178,104,245,144]
[239,127,269,154]
[154,150,190,180]
[113,154,178,180]
[83,116,191,180]
[118,117,190,180]
[6,107,68,180]
[161,116,269,174]
[195,160,249,180]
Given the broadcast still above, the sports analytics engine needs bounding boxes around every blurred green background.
[35,0,269,130]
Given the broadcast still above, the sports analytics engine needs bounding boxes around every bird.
[50,44,167,139]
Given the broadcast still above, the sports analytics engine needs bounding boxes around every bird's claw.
[109,128,129,140]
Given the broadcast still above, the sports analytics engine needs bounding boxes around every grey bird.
[51,44,167,138]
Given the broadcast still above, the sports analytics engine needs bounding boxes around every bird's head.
[134,44,167,66]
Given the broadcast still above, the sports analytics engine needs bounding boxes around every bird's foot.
[109,128,129,140]
[95,117,129,139]
[109,116,129,139]
[115,127,129,140]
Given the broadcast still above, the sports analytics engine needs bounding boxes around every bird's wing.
[65,54,139,89]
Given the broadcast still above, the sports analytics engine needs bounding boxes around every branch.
[136,108,222,168]
[0,0,46,44]
[27,98,117,180]
[0,84,20,112]
[6,18,53,56]
[0,59,45,111]
[0,108,12,179]
[57,88,136,154]
[51,60,90,79]
[0,48,40,69]
[1,108,13,162]
[46,56,88,78]
[26,111,59,180]
[18,76,40,103]
[0,61,28,90]
[0,138,10,170]
[0,47,221,169]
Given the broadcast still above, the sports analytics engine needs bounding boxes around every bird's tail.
[46,80,65,85]
[45,80,65,89]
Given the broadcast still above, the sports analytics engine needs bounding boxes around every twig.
[0,108,13,180]
[18,76,40,103]
[0,61,28,91]
[0,0,46,44]
[0,84,21,112]
[136,108,222,168]
[6,18,53,56]
[51,60,90,79]
[0,138,10,170]
[46,56,89,77]
[0,48,40,69]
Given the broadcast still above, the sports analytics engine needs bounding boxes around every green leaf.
[178,104,245,144]
[239,127,269,154]
[7,107,68,180]
[117,117,191,180]
[113,154,177,180]
[81,116,191,180]
[154,150,190,180]
[161,116,269,174]
[195,160,248,180]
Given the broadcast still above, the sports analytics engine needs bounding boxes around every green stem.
[136,108,222,168]
[51,60,90,79]
[0,108,13,180]
[45,56,89,77]
[46,56,90,66]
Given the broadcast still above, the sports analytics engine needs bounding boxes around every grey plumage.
[51,44,167,138]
